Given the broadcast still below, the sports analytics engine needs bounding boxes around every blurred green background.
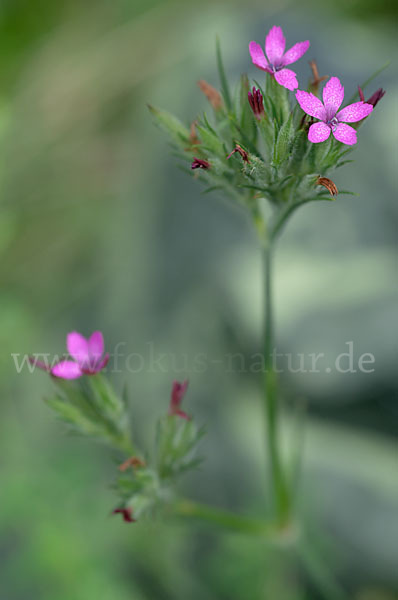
[1,0,397,598]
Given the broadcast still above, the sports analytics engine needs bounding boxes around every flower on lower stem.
[169,380,190,419]
[31,331,109,379]
[191,157,210,170]
[249,25,309,90]
[296,76,374,145]
[112,507,136,523]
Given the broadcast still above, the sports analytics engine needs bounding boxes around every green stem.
[263,240,290,526]
[174,499,274,537]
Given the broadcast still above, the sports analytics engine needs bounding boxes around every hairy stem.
[263,241,290,526]
[174,499,275,536]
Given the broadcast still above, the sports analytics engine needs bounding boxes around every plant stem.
[262,240,290,526]
[174,498,274,537]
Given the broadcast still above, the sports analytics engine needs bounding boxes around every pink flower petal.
[96,353,110,372]
[51,360,83,379]
[323,77,344,116]
[332,123,357,145]
[67,332,89,365]
[88,331,104,361]
[265,26,285,65]
[336,102,373,123]
[274,68,298,90]
[282,41,310,66]
[295,90,326,119]
[249,41,269,71]
[308,122,331,143]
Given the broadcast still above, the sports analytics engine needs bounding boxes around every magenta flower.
[32,331,109,380]
[249,26,309,91]
[296,77,374,145]
[169,380,190,420]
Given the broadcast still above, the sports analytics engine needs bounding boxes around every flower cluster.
[150,24,385,246]
[249,25,376,146]
[31,330,200,524]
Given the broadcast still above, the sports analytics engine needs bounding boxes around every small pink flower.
[169,380,190,420]
[112,507,136,523]
[249,25,309,91]
[296,77,374,145]
[32,331,109,380]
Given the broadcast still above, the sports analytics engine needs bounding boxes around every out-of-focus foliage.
[1,0,397,599]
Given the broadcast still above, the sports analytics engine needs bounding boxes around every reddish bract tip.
[112,507,136,523]
[191,158,210,170]
[169,380,190,419]
[366,88,385,108]
[227,144,249,163]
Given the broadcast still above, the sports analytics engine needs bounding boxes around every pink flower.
[32,331,109,380]
[296,77,374,145]
[169,380,190,420]
[249,26,309,91]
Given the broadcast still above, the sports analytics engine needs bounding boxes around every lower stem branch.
[173,499,274,536]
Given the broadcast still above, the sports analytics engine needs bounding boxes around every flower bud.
[248,87,265,120]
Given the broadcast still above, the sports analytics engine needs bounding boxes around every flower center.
[327,116,339,131]
[270,61,284,73]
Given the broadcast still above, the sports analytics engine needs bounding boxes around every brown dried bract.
[118,456,146,472]
[188,120,200,146]
[227,144,250,163]
[197,80,223,110]
[309,60,327,94]
[317,177,338,197]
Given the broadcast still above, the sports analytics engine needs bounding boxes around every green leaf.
[148,105,190,147]
[239,74,257,143]
[196,123,226,158]
[273,114,294,167]
[216,36,232,111]
[339,190,359,196]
